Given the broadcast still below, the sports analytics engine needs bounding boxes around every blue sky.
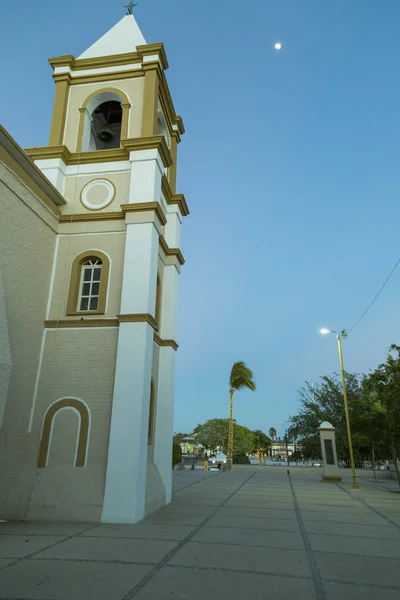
[2,0,400,438]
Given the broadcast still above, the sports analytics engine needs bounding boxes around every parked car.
[209,452,227,465]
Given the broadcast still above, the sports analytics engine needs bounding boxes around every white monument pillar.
[318,422,342,483]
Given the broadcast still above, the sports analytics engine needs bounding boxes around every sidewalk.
[1,467,400,599]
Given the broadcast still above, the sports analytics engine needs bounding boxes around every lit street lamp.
[320,328,359,489]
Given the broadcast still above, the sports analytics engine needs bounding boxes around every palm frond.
[230,361,256,392]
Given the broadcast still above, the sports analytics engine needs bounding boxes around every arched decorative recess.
[66,249,110,316]
[148,380,156,446]
[76,87,131,152]
[38,398,90,467]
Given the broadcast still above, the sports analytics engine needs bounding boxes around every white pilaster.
[153,347,176,502]
[120,222,159,314]
[34,158,66,194]
[164,210,182,248]
[159,264,179,340]
[153,263,180,501]
[128,149,164,204]
[102,220,159,524]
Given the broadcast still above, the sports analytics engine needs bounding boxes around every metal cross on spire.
[124,0,138,15]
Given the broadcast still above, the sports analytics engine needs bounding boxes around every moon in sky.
[274,42,282,50]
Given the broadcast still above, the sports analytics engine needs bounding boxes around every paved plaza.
[0,468,400,599]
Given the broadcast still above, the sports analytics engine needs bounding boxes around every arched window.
[66,250,110,316]
[77,89,131,153]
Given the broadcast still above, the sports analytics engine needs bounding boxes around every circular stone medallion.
[80,179,116,211]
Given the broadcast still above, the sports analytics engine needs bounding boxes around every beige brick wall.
[0,162,57,518]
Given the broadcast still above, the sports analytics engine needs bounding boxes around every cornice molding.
[122,135,172,168]
[121,202,167,226]
[118,313,159,330]
[159,235,185,265]
[154,333,179,350]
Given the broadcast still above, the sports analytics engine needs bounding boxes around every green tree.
[287,374,365,464]
[363,345,400,487]
[194,418,256,457]
[228,362,256,468]
[252,430,271,462]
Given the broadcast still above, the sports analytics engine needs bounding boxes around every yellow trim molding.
[118,313,159,330]
[161,175,190,216]
[142,65,160,137]
[25,145,129,165]
[122,135,172,168]
[137,43,169,71]
[66,250,110,316]
[59,212,124,223]
[27,137,172,167]
[168,135,178,193]
[121,202,167,226]
[159,235,185,265]
[170,193,189,217]
[38,399,89,468]
[53,69,144,86]
[154,333,179,351]
[48,77,70,146]
[45,319,118,328]
[49,43,168,73]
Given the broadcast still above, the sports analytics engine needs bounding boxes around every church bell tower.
[22,12,188,523]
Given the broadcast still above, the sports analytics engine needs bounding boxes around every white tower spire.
[78,14,147,60]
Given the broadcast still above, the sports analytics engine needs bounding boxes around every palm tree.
[269,427,277,440]
[227,361,256,470]
[269,428,277,458]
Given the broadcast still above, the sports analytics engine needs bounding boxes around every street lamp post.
[320,328,359,489]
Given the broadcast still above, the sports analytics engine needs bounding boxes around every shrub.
[172,441,182,467]
[232,451,250,464]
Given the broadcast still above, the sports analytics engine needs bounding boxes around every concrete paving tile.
[81,523,195,541]
[310,533,400,559]
[172,498,223,507]
[301,511,388,526]
[144,513,207,526]
[133,566,317,600]
[315,552,400,587]
[0,559,151,600]
[0,535,62,558]
[0,522,91,536]
[207,515,300,532]
[158,505,217,516]
[192,525,305,550]
[0,558,15,570]
[305,520,400,540]
[297,504,371,514]
[36,536,176,563]
[169,541,311,577]
[324,581,400,599]
[218,507,297,520]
